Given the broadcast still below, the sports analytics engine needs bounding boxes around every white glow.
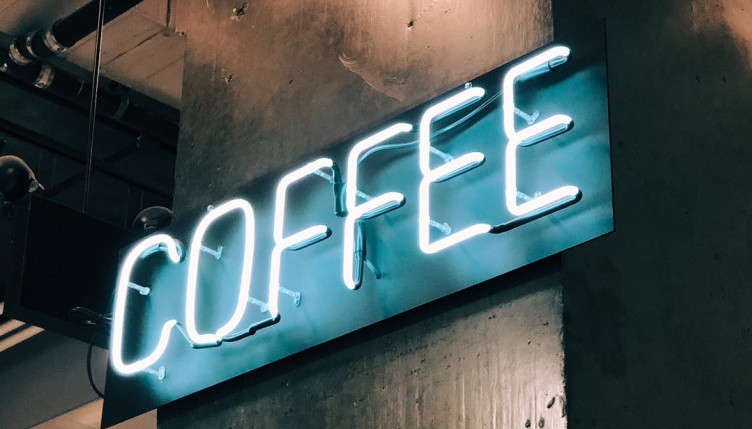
[343,123,412,289]
[185,199,255,346]
[418,88,490,254]
[502,45,579,217]
[418,88,485,175]
[268,158,333,317]
[111,234,182,375]
[504,139,580,216]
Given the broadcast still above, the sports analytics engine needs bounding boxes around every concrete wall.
[161,0,566,428]
[159,261,567,429]
[162,0,752,427]
[555,0,752,427]
[170,0,553,219]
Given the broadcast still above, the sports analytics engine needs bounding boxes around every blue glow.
[111,234,183,375]
[268,158,334,317]
[108,43,610,396]
[502,46,579,217]
[343,123,412,289]
[185,199,256,346]
[418,88,491,254]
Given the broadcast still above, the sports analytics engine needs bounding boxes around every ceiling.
[0,1,184,426]
[0,0,184,107]
[0,0,185,227]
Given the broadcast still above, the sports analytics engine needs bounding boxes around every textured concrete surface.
[162,0,574,427]
[556,0,752,427]
[159,261,567,429]
[171,0,553,219]
[163,1,562,427]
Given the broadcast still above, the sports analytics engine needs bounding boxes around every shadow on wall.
[173,0,552,219]
[556,0,752,428]
[158,259,567,429]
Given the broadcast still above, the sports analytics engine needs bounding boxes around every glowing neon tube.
[343,123,412,289]
[502,45,579,217]
[418,88,491,254]
[111,234,183,375]
[268,158,334,318]
[185,199,255,346]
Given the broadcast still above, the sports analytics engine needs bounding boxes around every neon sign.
[344,124,410,288]
[418,87,490,253]
[104,40,613,426]
[502,46,581,218]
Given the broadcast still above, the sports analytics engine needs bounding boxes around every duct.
[0,0,178,148]
[0,59,179,148]
[0,115,173,200]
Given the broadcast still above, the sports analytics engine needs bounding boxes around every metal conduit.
[8,0,146,63]
[0,0,179,148]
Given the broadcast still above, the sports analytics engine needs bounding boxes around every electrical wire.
[87,331,105,398]
[69,306,110,398]
[357,90,502,162]
[82,0,106,213]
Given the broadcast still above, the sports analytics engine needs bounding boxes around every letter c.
[110,234,184,375]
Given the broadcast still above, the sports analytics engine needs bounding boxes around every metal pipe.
[83,0,107,213]
[7,0,146,64]
[0,70,177,153]
[53,0,146,49]
[0,61,179,148]
[0,0,178,148]
[0,116,172,200]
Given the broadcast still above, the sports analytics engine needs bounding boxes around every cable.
[82,0,106,213]
[69,307,109,398]
[87,331,105,398]
[358,90,501,162]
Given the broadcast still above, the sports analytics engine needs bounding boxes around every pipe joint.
[7,39,32,65]
[43,28,68,53]
[33,63,55,89]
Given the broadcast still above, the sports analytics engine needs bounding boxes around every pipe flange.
[43,29,68,53]
[7,41,32,65]
[33,63,55,89]
[24,33,38,59]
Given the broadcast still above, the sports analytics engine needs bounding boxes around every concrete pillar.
[555,0,752,427]
[161,0,564,428]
